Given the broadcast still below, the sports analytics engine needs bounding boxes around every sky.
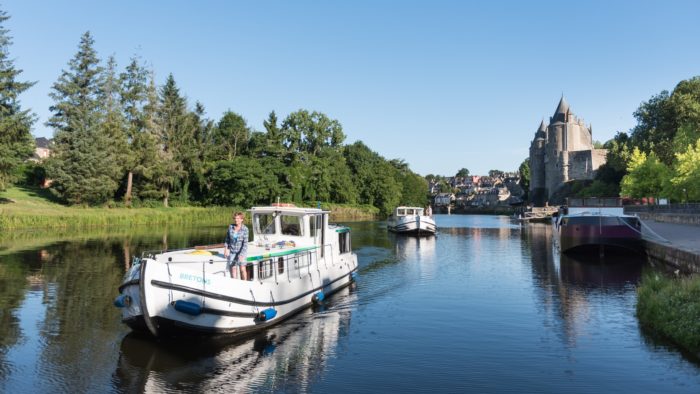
[4,0,700,176]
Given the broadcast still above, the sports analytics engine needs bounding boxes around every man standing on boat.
[224,212,249,280]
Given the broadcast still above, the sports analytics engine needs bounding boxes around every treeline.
[0,11,427,215]
[566,77,700,202]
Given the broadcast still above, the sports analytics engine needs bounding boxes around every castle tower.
[529,120,547,206]
[528,97,607,206]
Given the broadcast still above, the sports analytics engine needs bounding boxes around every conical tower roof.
[535,119,546,140]
[552,96,570,123]
[554,96,569,117]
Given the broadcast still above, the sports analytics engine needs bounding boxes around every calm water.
[0,215,698,393]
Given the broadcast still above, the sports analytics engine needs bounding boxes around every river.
[0,215,698,393]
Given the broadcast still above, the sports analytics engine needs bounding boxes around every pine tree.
[154,74,189,206]
[0,9,35,190]
[46,31,118,205]
[119,56,151,205]
[99,55,128,198]
[132,73,168,203]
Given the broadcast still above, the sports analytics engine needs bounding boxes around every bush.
[637,272,700,355]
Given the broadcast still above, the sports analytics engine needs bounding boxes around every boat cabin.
[394,206,425,217]
[250,205,352,257]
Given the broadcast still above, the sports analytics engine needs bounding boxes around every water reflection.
[1,218,699,393]
[522,223,645,349]
[114,287,354,393]
[392,234,436,261]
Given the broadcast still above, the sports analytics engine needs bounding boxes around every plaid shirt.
[224,224,248,262]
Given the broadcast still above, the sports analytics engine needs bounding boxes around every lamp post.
[684,188,688,204]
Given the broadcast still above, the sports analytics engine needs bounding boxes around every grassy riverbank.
[636,272,700,356]
[0,186,378,231]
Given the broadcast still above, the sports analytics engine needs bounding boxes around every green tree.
[155,74,191,205]
[187,101,215,201]
[630,90,676,165]
[620,148,671,198]
[670,138,700,202]
[129,73,168,203]
[118,56,150,205]
[262,110,284,158]
[344,141,401,215]
[456,168,470,177]
[99,56,128,199]
[0,9,35,190]
[669,77,700,132]
[46,32,119,205]
[518,158,529,200]
[281,110,345,158]
[488,169,504,178]
[671,123,700,157]
[211,110,250,161]
[206,157,279,206]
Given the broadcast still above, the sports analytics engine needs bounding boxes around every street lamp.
[683,188,688,204]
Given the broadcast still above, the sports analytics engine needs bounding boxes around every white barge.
[114,204,358,337]
[387,206,436,235]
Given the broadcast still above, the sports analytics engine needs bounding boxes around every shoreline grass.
[636,271,700,357]
[0,186,378,231]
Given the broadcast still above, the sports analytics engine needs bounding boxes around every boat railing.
[134,238,350,286]
[566,197,623,207]
[148,245,338,285]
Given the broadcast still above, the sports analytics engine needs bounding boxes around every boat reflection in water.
[524,223,645,348]
[393,234,437,280]
[392,233,436,261]
[557,252,644,288]
[114,286,354,392]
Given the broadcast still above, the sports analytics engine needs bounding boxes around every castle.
[529,97,607,206]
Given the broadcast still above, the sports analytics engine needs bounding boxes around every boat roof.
[395,206,424,210]
[566,197,624,207]
[249,204,329,215]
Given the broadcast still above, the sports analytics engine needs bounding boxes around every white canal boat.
[387,206,436,235]
[114,204,358,337]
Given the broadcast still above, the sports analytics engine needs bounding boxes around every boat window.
[255,213,276,235]
[398,209,405,215]
[339,232,351,254]
[278,257,284,274]
[281,215,302,236]
[406,209,415,215]
[309,214,318,237]
[310,214,322,245]
[258,259,274,280]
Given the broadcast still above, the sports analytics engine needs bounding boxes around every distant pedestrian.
[425,205,433,217]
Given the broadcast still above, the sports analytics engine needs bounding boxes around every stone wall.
[634,212,700,226]
[645,240,700,274]
[567,150,593,180]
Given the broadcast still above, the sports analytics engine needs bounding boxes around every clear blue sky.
[5,0,700,176]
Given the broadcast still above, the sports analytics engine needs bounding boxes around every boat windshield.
[280,215,303,236]
[255,213,277,235]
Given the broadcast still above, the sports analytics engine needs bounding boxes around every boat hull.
[124,249,357,337]
[387,216,436,235]
[557,215,643,254]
